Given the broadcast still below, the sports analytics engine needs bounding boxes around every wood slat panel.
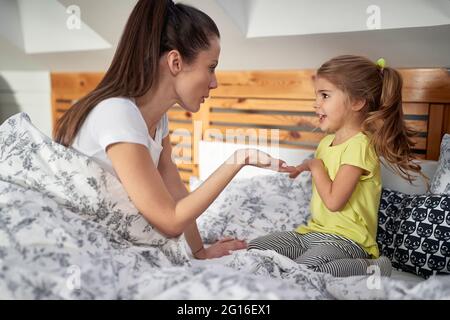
[209,113,319,128]
[170,135,192,145]
[404,119,428,133]
[176,163,195,172]
[427,104,446,160]
[168,122,194,132]
[207,125,325,144]
[51,73,104,96]
[171,146,192,156]
[54,101,73,112]
[411,137,427,150]
[51,69,449,167]
[179,171,193,182]
[445,104,450,134]
[210,113,428,133]
[212,70,316,100]
[403,103,429,116]
[415,154,426,160]
[211,69,450,103]
[173,156,194,166]
[208,100,427,115]
[207,125,426,150]
[208,98,315,112]
[167,110,193,121]
[401,69,450,103]
[208,97,437,116]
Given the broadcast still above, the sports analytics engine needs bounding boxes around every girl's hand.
[289,158,324,178]
[289,159,312,178]
[234,148,296,173]
[194,237,247,259]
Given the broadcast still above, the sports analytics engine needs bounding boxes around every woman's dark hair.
[54,0,220,146]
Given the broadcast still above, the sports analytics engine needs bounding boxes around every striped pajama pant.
[248,231,392,277]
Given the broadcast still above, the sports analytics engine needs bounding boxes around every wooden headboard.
[51,69,450,189]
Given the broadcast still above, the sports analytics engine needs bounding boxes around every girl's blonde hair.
[317,55,422,183]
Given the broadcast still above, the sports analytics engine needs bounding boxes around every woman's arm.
[291,159,363,212]
[156,137,199,250]
[107,142,290,237]
[157,136,246,259]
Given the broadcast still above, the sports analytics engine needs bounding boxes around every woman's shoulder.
[90,97,143,121]
[94,97,138,113]
[87,97,147,131]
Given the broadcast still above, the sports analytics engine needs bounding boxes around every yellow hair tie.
[376,58,386,70]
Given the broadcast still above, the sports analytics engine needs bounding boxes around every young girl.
[54,0,291,260]
[249,55,423,277]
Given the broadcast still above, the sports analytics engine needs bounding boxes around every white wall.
[186,0,450,70]
[0,72,52,137]
[0,0,447,142]
[17,0,111,54]
[219,0,450,38]
[0,0,449,71]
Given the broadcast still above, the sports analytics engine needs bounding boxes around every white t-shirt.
[72,97,169,177]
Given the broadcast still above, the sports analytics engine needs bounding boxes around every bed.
[195,140,440,286]
[0,69,449,299]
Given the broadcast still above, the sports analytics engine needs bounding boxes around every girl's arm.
[292,159,364,212]
[157,136,246,259]
[106,142,290,237]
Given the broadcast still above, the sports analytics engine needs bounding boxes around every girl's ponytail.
[362,67,422,183]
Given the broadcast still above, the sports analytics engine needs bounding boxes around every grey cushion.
[381,158,438,195]
[430,134,450,194]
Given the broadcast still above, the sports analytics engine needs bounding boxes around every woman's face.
[175,37,220,112]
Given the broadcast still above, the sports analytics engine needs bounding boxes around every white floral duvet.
[1,113,449,300]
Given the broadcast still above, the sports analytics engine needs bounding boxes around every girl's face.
[175,37,220,112]
[313,77,352,133]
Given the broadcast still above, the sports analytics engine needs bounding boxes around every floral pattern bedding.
[1,113,449,300]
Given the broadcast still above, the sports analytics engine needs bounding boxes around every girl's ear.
[166,50,183,76]
[351,98,366,112]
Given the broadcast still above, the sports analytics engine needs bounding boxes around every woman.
[54,0,292,259]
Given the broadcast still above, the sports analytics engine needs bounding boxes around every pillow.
[376,188,407,261]
[0,113,189,263]
[391,194,450,279]
[430,134,450,194]
[197,171,312,243]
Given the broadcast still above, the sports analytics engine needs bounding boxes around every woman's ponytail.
[54,0,219,147]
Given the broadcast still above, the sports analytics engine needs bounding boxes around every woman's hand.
[233,148,296,173]
[193,237,247,259]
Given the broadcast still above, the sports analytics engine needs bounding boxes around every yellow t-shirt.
[296,132,381,258]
